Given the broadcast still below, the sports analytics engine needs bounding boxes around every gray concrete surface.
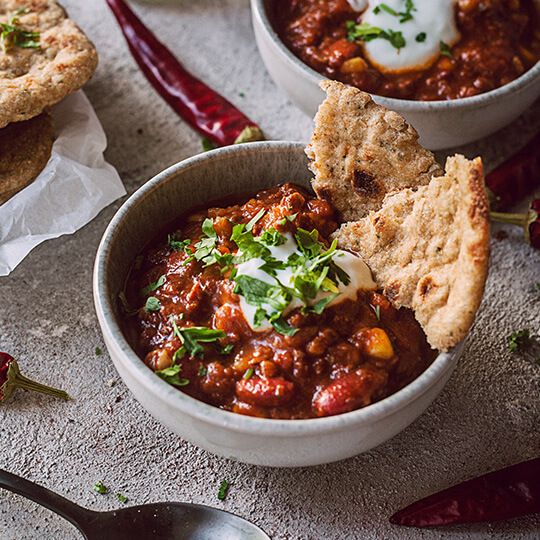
[1,1,539,539]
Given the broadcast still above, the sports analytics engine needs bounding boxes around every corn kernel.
[363,328,395,360]
[341,57,368,74]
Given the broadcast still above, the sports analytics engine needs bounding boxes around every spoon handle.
[0,469,96,536]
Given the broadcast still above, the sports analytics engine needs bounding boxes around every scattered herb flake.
[170,319,226,359]
[168,234,191,252]
[145,296,161,313]
[156,363,190,387]
[95,347,103,356]
[201,137,216,152]
[415,32,426,42]
[217,479,230,501]
[347,21,406,50]
[535,282,540,292]
[371,304,381,321]
[239,92,245,98]
[198,364,208,377]
[439,40,452,57]
[508,329,531,353]
[141,274,166,296]
[243,367,254,380]
[93,481,109,495]
[116,493,129,504]
[220,344,234,355]
[0,9,40,53]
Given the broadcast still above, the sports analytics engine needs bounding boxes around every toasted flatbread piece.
[336,155,490,351]
[305,80,442,220]
[0,0,97,128]
[0,113,54,204]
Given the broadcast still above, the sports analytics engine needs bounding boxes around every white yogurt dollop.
[235,234,376,332]
[350,0,460,74]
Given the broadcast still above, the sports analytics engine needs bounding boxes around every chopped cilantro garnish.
[415,32,426,42]
[243,367,254,380]
[346,21,405,50]
[535,282,540,292]
[95,347,103,356]
[311,293,339,315]
[508,329,531,353]
[168,234,191,252]
[374,1,415,22]
[156,363,190,387]
[371,304,381,321]
[93,481,109,495]
[220,344,234,355]
[116,493,129,504]
[439,41,452,57]
[141,274,166,295]
[198,364,208,377]
[170,319,226,359]
[217,479,230,501]
[1,9,40,53]
[145,296,161,312]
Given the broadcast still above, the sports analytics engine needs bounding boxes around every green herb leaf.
[243,367,254,380]
[375,3,399,16]
[246,209,266,231]
[156,363,190,387]
[0,9,40,53]
[170,319,226,358]
[201,137,216,152]
[217,479,230,501]
[145,296,161,312]
[168,234,191,252]
[371,304,381,321]
[93,481,109,495]
[311,293,339,315]
[95,347,103,356]
[220,344,234,355]
[116,493,128,504]
[141,274,166,295]
[198,364,208,377]
[347,21,406,50]
[439,40,452,57]
[415,32,426,42]
[271,317,298,336]
[508,329,531,353]
[260,228,286,247]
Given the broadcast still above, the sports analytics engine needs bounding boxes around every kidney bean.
[236,376,295,408]
[313,368,387,417]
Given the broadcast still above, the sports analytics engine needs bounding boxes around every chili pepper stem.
[7,362,70,401]
[490,211,527,227]
[233,126,264,145]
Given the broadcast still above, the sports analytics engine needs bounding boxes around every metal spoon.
[0,469,270,540]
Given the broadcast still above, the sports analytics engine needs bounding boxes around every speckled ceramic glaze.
[93,142,462,467]
[251,0,540,150]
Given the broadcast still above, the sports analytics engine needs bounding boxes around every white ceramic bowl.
[93,142,463,467]
[251,0,540,150]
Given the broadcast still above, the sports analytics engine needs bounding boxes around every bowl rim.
[93,141,462,436]
[251,0,540,111]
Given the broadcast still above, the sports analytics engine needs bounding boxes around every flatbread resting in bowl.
[0,112,54,204]
[335,155,490,351]
[0,0,97,128]
[305,80,442,221]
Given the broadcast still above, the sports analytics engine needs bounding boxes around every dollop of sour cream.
[235,234,376,332]
[348,0,460,74]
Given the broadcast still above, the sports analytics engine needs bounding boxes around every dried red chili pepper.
[486,132,540,210]
[390,458,540,527]
[0,352,69,403]
[490,198,540,249]
[106,0,264,146]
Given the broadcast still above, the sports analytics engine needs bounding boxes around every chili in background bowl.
[93,142,463,467]
[250,0,540,150]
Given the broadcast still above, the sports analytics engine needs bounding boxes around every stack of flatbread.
[306,80,490,351]
[0,0,97,204]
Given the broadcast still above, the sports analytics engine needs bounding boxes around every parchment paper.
[0,91,125,276]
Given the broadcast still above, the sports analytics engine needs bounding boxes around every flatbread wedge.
[0,113,54,205]
[0,0,98,128]
[336,155,490,351]
[305,80,442,221]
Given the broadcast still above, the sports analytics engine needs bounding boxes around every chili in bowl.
[251,0,540,149]
[93,142,462,467]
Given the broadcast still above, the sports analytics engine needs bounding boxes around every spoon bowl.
[1,469,269,540]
